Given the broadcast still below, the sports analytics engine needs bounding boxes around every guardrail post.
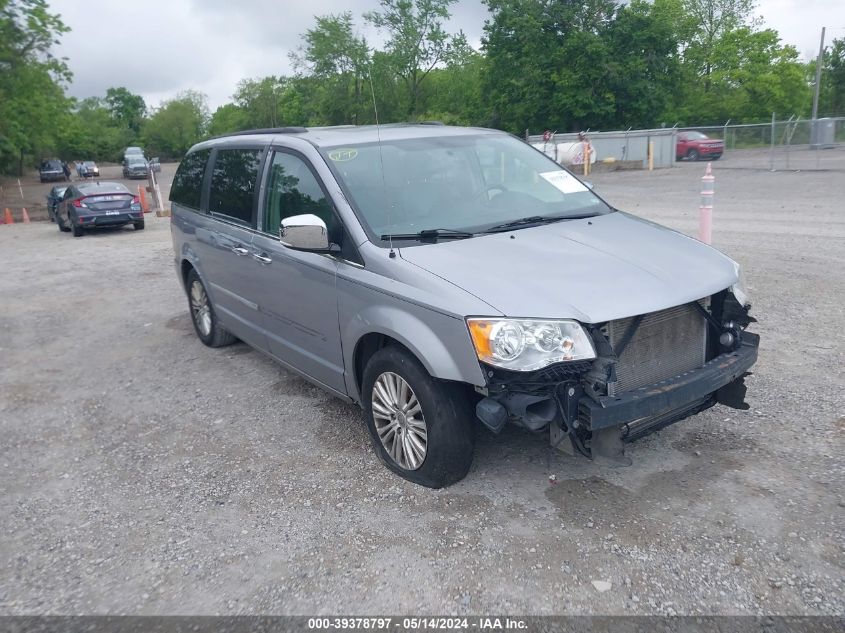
[699,163,714,244]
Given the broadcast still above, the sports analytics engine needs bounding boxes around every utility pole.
[811,27,826,122]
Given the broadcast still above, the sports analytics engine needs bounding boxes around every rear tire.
[362,345,474,488]
[72,222,84,237]
[186,269,236,348]
[134,220,145,231]
[687,148,700,161]
[57,214,71,232]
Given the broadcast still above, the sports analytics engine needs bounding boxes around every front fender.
[342,302,486,403]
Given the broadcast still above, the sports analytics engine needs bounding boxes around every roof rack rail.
[418,121,445,126]
[211,127,308,139]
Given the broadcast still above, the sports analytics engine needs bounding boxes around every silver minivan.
[170,124,758,488]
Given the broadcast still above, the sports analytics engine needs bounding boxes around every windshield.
[321,133,612,241]
[687,132,709,140]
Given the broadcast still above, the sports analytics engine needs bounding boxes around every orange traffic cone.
[22,208,30,223]
[3,208,13,224]
[138,186,149,213]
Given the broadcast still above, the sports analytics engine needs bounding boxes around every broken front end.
[471,289,758,464]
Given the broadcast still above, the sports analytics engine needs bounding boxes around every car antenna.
[368,67,395,259]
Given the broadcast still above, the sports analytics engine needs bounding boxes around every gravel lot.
[0,154,843,616]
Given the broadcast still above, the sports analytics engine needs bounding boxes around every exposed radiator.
[604,301,707,395]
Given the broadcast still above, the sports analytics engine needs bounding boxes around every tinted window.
[79,182,129,194]
[208,149,262,226]
[263,151,335,237]
[170,149,211,211]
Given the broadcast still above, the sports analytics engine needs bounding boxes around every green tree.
[104,86,146,135]
[606,0,685,128]
[818,37,845,117]
[57,97,129,161]
[208,103,249,136]
[0,0,71,174]
[680,0,757,91]
[419,51,486,125]
[364,0,467,117]
[141,91,209,159]
[481,0,619,133]
[670,27,810,123]
[233,76,288,128]
[293,12,370,124]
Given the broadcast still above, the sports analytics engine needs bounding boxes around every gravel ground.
[0,156,843,616]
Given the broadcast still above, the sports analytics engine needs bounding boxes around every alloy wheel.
[371,371,428,470]
[190,280,212,337]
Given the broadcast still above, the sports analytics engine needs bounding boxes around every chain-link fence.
[678,117,845,171]
[526,129,677,169]
[527,117,845,172]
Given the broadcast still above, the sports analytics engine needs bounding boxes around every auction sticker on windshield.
[328,148,358,162]
[540,170,589,194]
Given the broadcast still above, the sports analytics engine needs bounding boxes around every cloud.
[49,0,835,112]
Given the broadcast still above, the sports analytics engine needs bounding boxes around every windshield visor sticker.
[328,148,359,162]
[539,170,589,194]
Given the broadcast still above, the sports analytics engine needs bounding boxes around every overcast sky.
[50,0,843,111]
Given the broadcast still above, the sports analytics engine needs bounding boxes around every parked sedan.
[40,159,68,183]
[676,131,724,161]
[56,182,144,237]
[81,161,100,178]
[46,185,68,222]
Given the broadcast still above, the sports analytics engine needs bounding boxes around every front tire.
[57,214,71,232]
[362,345,474,488]
[134,220,145,230]
[186,269,236,348]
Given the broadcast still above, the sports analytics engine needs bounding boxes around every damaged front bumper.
[474,297,759,464]
[582,331,758,431]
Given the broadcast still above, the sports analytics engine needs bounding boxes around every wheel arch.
[346,306,486,404]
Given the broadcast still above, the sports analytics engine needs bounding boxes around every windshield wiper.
[380,228,475,242]
[482,214,597,233]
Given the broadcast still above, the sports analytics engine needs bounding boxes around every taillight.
[72,198,84,208]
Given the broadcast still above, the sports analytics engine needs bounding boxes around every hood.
[398,212,738,324]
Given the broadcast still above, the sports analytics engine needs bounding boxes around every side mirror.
[280,214,330,252]
[584,181,594,190]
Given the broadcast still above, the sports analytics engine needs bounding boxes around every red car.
[676,131,724,161]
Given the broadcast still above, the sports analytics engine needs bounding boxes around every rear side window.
[170,149,211,211]
[208,148,262,226]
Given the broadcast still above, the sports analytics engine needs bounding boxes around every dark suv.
[40,159,67,183]
[170,125,757,488]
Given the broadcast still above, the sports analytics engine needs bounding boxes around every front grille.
[604,301,707,395]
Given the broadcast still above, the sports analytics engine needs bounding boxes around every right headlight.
[467,318,596,372]
[731,264,751,309]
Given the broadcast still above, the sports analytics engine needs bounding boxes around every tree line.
[2,0,844,174]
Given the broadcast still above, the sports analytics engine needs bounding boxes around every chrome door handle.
[231,246,249,256]
[252,253,272,264]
